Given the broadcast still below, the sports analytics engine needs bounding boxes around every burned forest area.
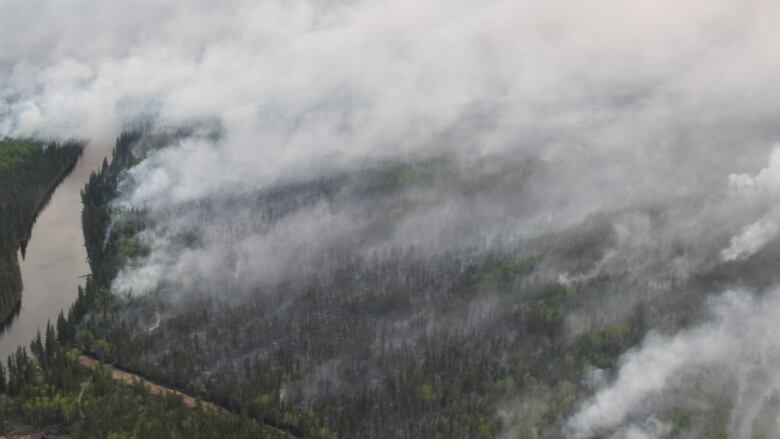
[6,1,780,438]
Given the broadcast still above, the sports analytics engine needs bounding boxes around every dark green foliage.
[19,131,725,437]
[81,131,140,286]
[2,132,285,437]
[72,371,281,439]
[0,141,38,172]
[61,132,647,438]
[0,139,82,321]
[0,316,286,438]
[0,134,289,437]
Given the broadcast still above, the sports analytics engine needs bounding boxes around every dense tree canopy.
[0,139,82,322]
[52,133,673,438]
[0,132,741,438]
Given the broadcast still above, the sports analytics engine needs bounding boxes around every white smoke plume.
[8,1,780,436]
[4,0,780,186]
[722,147,780,261]
[566,288,780,438]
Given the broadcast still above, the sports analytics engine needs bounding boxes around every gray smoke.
[6,0,780,436]
[566,287,780,438]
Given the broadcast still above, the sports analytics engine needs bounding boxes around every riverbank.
[0,144,83,326]
[18,148,83,257]
[0,143,100,361]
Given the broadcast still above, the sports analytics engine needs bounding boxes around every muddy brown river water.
[0,144,105,361]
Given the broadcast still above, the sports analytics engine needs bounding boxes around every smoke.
[721,217,780,262]
[721,147,780,261]
[566,287,780,438]
[4,1,780,176]
[8,0,780,435]
[57,0,778,298]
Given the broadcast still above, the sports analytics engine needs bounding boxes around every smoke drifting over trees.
[6,0,780,437]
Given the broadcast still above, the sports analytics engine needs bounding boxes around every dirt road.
[78,355,221,411]
[77,355,298,438]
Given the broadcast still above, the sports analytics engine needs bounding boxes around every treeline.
[13,130,737,437]
[0,139,82,322]
[62,132,651,438]
[0,312,286,437]
[98,244,649,438]
[0,134,287,438]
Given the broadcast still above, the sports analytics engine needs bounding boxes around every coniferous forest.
[0,131,753,438]
[0,134,291,437]
[5,3,780,438]
[0,139,82,322]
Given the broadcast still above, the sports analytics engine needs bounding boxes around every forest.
[0,315,288,437]
[0,129,773,438]
[1,130,755,438]
[8,0,780,436]
[0,139,82,323]
[0,134,292,437]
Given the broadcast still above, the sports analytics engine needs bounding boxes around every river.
[0,144,105,361]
